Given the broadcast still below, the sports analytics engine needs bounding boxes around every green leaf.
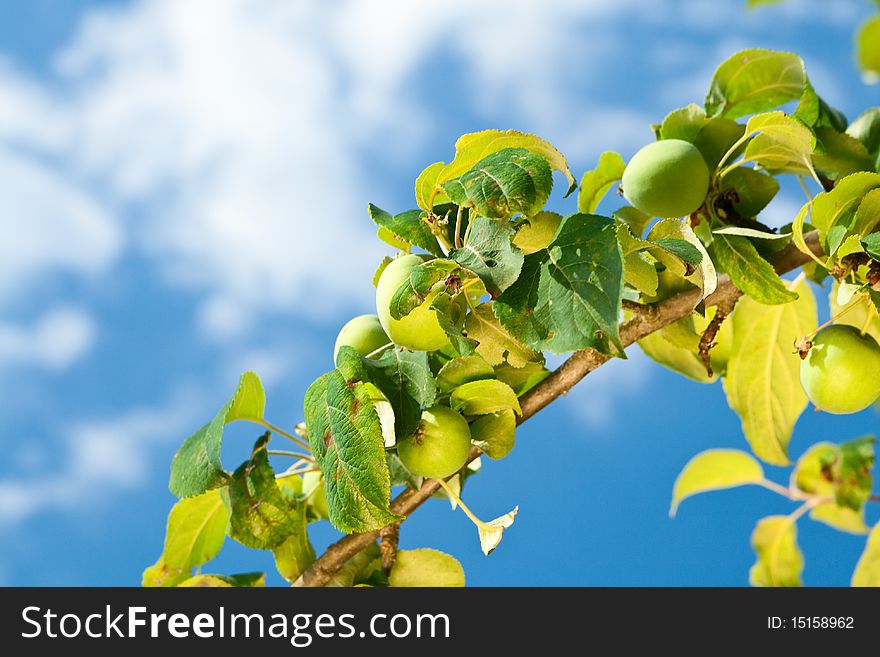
[810,172,880,243]
[464,303,542,368]
[363,347,436,439]
[694,117,747,170]
[441,148,553,219]
[863,232,880,261]
[178,572,266,587]
[856,15,880,81]
[720,167,780,217]
[830,280,880,343]
[177,575,232,588]
[623,251,659,296]
[647,219,717,301]
[415,161,446,213]
[469,409,516,460]
[612,205,652,238]
[387,452,423,489]
[705,49,807,120]
[855,189,880,238]
[852,522,880,586]
[795,79,848,132]
[388,548,465,587]
[809,503,869,535]
[169,371,265,498]
[494,214,625,355]
[303,370,401,533]
[793,442,838,497]
[712,226,790,242]
[710,233,798,304]
[638,326,713,383]
[142,489,229,587]
[436,355,495,393]
[142,559,190,588]
[512,211,562,255]
[368,205,443,257]
[225,434,304,549]
[749,516,804,587]
[450,379,521,416]
[414,130,576,213]
[813,127,874,180]
[577,151,625,214]
[493,361,550,396]
[272,501,315,583]
[449,216,524,297]
[670,449,765,516]
[372,256,393,287]
[723,278,816,465]
[836,436,875,511]
[388,257,475,320]
[740,111,816,175]
[659,104,709,142]
[846,107,880,158]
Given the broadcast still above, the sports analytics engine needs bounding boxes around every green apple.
[375,254,450,352]
[333,314,390,365]
[396,405,471,479]
[800,324,880,414]
[622,139,710,218]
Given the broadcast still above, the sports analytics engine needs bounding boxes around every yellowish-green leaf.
[577,151,625,214]
[670,449,765,516]
[647,219,717,300]
[469,409,516,460]
[177,575,233,588]
[225,371,265,423]
[723,278,816,465]
[659,104,709,142]
[749,515,803,587]
[465,303,542,368]
[740,111,816,175]
[852,522,880,586]
[450,379,521,416]
[513,211,562,255]
[414,130,575,211]
[705,49,806,120]
[388,548,465,587]
[639,326,713,383]
[830,280,880,343]
[810,503,869,535]
[811,172,880,243]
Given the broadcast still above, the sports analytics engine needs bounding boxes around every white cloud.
[0,306,96,371]
[0,388,200,525]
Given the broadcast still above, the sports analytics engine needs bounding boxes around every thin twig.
[699,297,737,378]
[298,231,824,587]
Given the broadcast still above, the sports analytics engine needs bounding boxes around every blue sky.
[0,0,878,586]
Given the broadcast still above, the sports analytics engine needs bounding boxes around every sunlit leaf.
[749,515,803,587]
[670,449,765,516]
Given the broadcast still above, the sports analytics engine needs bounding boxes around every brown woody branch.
[298,231,822,587]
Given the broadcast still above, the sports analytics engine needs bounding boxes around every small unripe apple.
[622,139,710,218]
[333,314,390,365]
[800,324,880,414]
[396,405,471,479]
[376,254,450,352]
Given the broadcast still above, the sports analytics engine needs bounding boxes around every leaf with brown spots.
[304,369,402,534]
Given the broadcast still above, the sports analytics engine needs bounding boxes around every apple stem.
[436,477,492,531]
[365,342,395,359]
